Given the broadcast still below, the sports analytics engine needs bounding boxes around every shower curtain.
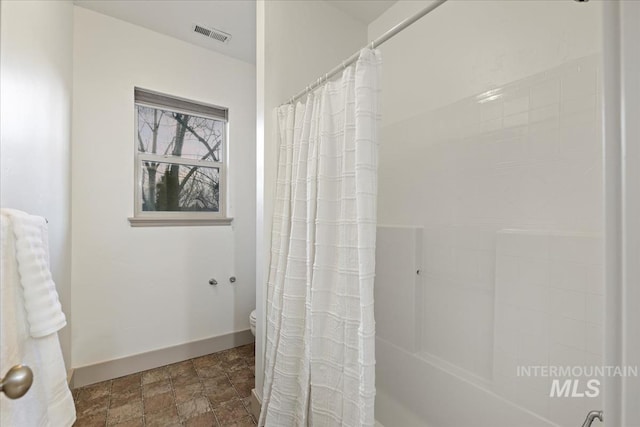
[260,48,381,427]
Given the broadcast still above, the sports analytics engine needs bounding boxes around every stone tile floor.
[72,343,256,426]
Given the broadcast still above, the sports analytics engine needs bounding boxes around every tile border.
[73,329,254,388]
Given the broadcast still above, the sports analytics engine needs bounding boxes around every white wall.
[255,0,367,400]
[370,1,603,426]
[71,7,256,367]
[0,0,74,369]
[603,1,640,425]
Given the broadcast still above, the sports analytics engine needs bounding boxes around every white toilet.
[249,310,256,337]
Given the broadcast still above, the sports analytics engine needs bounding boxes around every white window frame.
[129,89,232,227]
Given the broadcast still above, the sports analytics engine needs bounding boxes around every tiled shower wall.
[376,54,602,426]
[494,230,603,425]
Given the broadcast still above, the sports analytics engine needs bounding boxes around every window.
[129,88,231,226]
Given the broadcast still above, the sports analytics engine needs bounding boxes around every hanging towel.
[2,209,66,337]
[0,210,76,426]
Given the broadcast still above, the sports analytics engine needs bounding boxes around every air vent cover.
[193,24,231,44]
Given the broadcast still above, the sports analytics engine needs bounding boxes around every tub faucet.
[581,410,603,427]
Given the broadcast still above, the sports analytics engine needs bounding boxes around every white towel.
[0,211,76,427]
[2,209,66,337]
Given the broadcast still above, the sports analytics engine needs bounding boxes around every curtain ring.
[325,73,328,84]
[370,40,375,50]
[342,61,346,70]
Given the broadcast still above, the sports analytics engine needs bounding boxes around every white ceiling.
[327,0,396,25]
[73,0,256,64]
[72,0,396,65]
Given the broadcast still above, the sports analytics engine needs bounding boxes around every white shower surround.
[370,1,603,426]
[373,54,603,427]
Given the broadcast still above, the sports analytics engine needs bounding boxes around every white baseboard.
[67,368,75,388]
[72,329,254,388]
[250,388,261,423]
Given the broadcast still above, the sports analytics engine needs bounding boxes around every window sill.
[128,217,233,227]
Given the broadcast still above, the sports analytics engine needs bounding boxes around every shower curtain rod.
[286,0,448,105]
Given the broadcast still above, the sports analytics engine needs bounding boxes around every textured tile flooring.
[72,343,256,426]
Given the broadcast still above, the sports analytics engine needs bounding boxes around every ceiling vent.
[193,24,231,44]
